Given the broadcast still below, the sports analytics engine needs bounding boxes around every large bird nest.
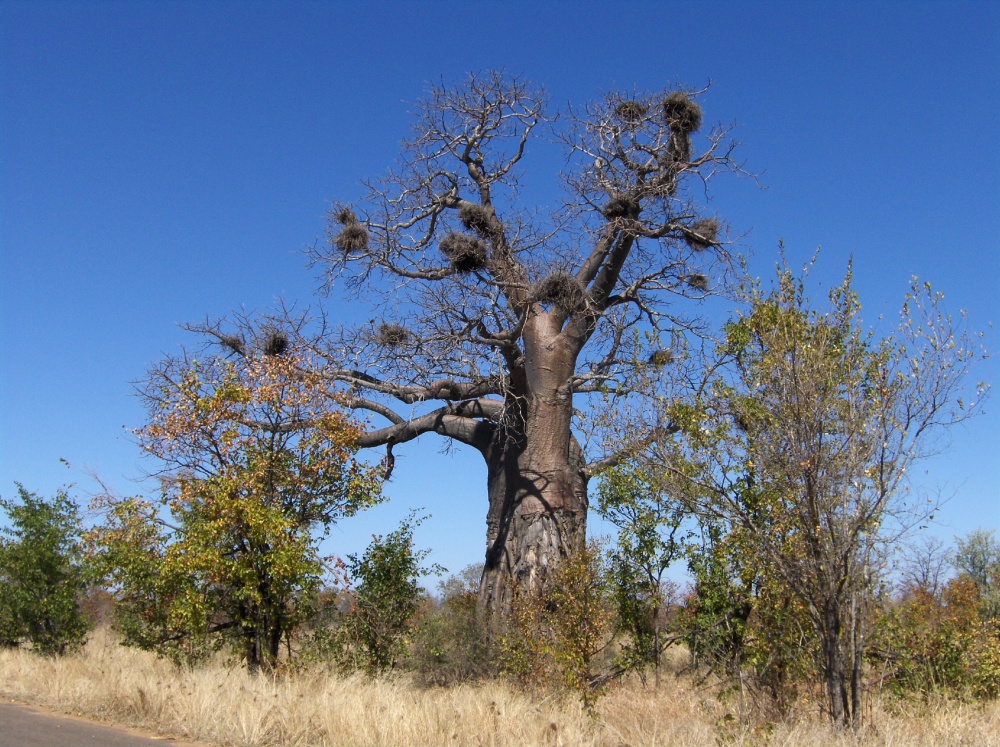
[602,195,640,220]
[335,223,368,255]
[440,232,488,273]
[531,272,589,315]
[686,273,710,292]
[331,205,369,255]
[614,100,649,123]
[648,349,675,366]
[219,334,246,356]
[662,91,703,134]
[685,218,720,251]
[261,328,289,357]
[459,203,494,237]
[376,323,410,349]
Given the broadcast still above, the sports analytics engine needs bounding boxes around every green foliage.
[547,541,618,706]
[656,257,988,725]
[0,486,90,655]
[499,541,616,709]
[954,529,1000,621]
[338,512,442,674]
[87,350,383,671]
[409,564,496,685]
[596,462,687,678]
[679,525,754,679]
[744,573,816,712]
[86,495,197,661]
[676,522,820,718]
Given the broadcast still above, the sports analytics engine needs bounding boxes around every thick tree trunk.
[477,312,589,617]
[241,593,284,674]
[477,426,589,616]
[244,622,282,673]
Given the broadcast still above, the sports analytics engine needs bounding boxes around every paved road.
[0,702,211,747]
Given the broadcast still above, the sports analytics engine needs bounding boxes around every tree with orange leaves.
[89,330,383,671]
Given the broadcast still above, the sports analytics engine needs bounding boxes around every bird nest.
[219,334,246,356]
[686,273,710,291]
[333,206,359,226]
[648,349,675,366]
[459,203,494,237]
[602,195,640,220]
[335,223,368,255]
[376,323,410,349]
[685,218,720,251]
[261,329,289,357]
[614,100,649,123]
[532,272,589,315]
[331,204,369,254]
[663,92,703,134]
[440,232,488,273]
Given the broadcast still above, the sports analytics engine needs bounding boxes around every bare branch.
[356,399,501,450]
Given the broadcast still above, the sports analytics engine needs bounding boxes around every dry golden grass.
[1,629,998,746]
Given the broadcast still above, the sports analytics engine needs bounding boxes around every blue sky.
[2,0,997,580]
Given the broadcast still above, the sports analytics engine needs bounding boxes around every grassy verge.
[1,629,998,746]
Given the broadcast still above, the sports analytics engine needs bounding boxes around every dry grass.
[1,630,998,746]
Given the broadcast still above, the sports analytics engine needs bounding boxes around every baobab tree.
[215,72,745,616]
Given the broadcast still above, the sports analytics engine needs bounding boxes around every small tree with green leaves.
[655,259,988,727]
[680,521,817,719]
[680,521,754,680]
[547,540,618,708]
[596,462,687,685]
[339,512,442,674]
[499,540,617,709]
[0,486,90,654]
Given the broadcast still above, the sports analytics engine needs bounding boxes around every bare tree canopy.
[204,72,747,615]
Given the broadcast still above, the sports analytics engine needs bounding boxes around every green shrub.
[337,512,441,674]
[0,485,91,654]
[409,565,496,686]
[872,576,1000,699]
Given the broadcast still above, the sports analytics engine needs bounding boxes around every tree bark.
[477,424,589,616]
[821,597,850,727]
[477,312,589,617]
[849,585,865,729]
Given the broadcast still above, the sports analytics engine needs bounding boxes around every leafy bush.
[676,525,817,719]
[596,462,687,682]
[0,485,91,654]
[677,527,754,679]
[86,350,383,672]
[336,512,441,674]
[873,576,1000,699]
[498,541,617,709]
[409,564,497,686]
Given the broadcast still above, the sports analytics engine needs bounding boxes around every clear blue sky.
[2,0,997,580]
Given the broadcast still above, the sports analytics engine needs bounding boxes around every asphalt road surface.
[0,702,210,747]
